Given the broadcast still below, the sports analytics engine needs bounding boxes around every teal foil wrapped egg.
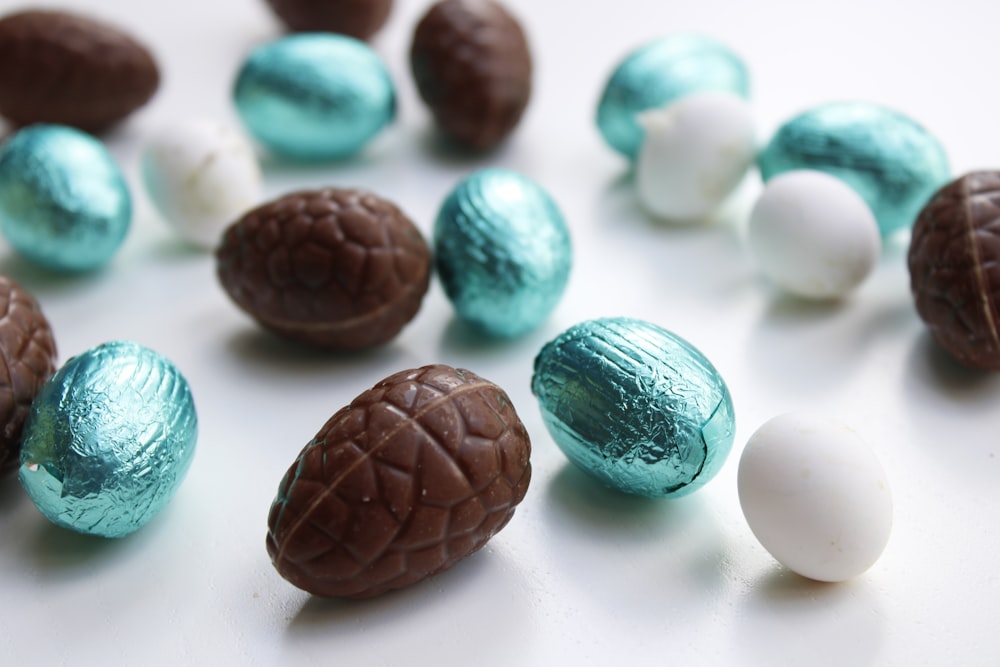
[233,33,395,161]
[758,102,950,237]
[19,341,198,538]
[532,317,735,498]
[434,168,572,337]
[0,124,131,272]
[596,34,749,160]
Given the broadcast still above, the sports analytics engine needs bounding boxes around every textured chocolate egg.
[267,364,531,598]
[410,0,532,151]
[0,9,159,131]
[0,276,57,475]
[264,0,394,40]
[216,187,431,350]
[908,171,1000,370]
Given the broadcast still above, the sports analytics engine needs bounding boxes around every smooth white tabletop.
[1,0,998,665]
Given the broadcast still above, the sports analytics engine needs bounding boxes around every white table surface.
[1,0,998,665]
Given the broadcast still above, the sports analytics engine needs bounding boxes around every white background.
[1,0,998,665]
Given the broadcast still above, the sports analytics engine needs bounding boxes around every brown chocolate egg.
[0,9,159,132]
[263,0,395,40]
[908,171,1000,370]
[266,364,532,598]
[410,0,532,151]
[216,187,431,351]
[0,276,57,474]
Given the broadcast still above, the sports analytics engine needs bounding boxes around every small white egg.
[141,118,262,249]
[635,91,756,222]
[747,170,881,299]
[737,412,893,583]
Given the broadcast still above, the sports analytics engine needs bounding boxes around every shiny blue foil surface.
[758,102,950,237]
[532,317,735,498]
[434,168,572,338]
[19,341,198,538]
[233,33,396,161]
[596,34,749,160]
[0,124,131,272]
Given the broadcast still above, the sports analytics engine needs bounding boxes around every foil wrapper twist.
[532,317,735,498]
[19,341,198,538]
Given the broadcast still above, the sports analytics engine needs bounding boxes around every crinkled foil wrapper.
[0,124,131,271]
[532,317,734,498]
[758,101,950,237]
[596,34,749,160]
[233,33,396,161]
[434,168,572,338]
[19,341,197,538]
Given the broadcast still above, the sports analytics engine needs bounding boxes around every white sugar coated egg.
[142,118,262,249]
[737,412,893,583]
[635,91,756,221]
[746,170,881,299]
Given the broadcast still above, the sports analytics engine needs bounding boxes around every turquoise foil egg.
[0,124,131,272]
[19,341,198,538]
[532,317,735,498]
[758,102,950,237]
[233,33,395,161]
[434,168,572,338]
[596,34,749,160]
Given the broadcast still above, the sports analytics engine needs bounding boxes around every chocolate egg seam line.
[271,378,513,566]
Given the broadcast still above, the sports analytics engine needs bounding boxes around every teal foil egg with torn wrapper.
[596,33,749,160]
[531,317,735,498]
[19,341,198,538]
[434,168,572,338]
[758,102,950,237]
[233,33,395,161]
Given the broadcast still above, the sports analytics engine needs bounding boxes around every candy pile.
[0,0,994,602]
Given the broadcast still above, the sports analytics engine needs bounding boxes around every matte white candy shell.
[635,92,756,221]
[747,170,881,299]
[737,412,893,583]
[142,119,262,249]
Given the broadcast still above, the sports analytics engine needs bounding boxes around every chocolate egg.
[532,317,735,498]
[410,0,532,151]
[596,34,749,160]
[0,124,131,272]
[0,276,57,475]
[267,364,531,598]
[758,102,950,237]
[264,0,394,40]
[433,168,572,338]
[233,33,395,161]
[908,171,1000,370]
[0,9,159,131]
[216,187,431,350]
[19,341,197,538]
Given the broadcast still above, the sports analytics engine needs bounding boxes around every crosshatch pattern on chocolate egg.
[216,187,431,350]
[267,364,532,599]
[908,171,1000,370]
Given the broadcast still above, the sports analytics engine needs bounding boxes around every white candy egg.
[142,118,262,249]
[746,170,881,299]
[635,91,756,222]
[737,412,893,583]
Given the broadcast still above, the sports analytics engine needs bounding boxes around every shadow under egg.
[733,566,887,667]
